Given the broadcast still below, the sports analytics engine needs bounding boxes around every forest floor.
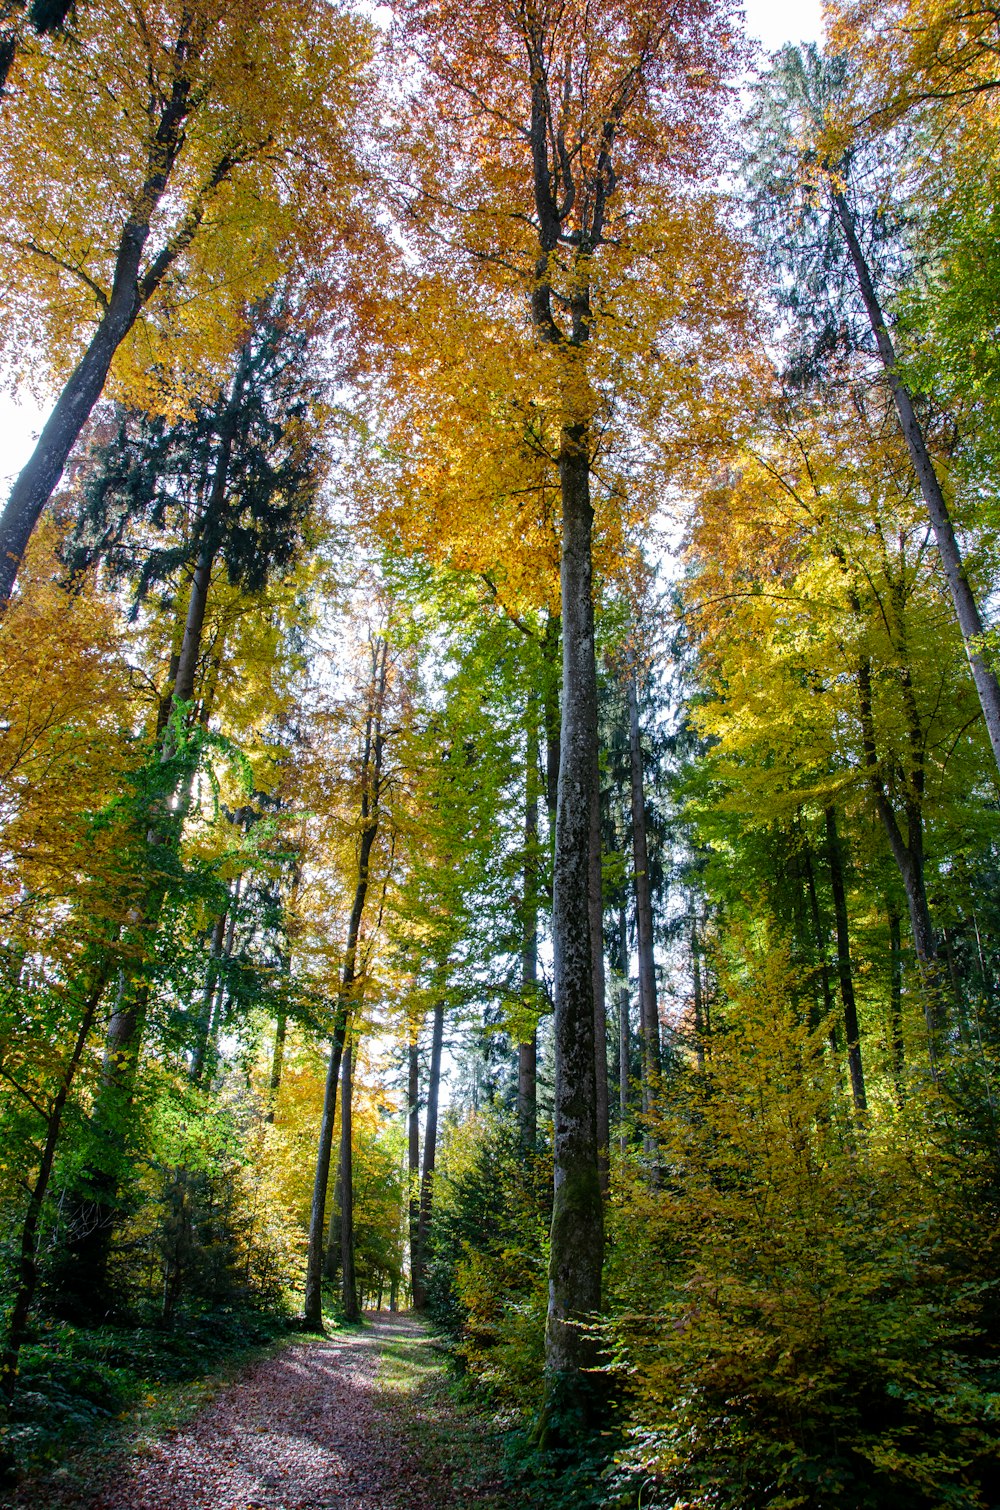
[3,1313,509,1510]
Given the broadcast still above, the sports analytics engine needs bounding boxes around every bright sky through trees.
[0,0,821,495]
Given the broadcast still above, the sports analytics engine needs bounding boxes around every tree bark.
[340,1038,359,1322]
[266,1011,287,1125]
[691,919,706,1072]
[519,697,539,1149]
[825,807,867,1113]
[889,899,905,1091]
[833,188,1000,775]
[546,432,603,1382]
[407,1028,421,1300]
[414,998,444,1311]
[589,748,609,1190]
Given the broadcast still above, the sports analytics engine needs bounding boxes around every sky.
[0,0,825,497]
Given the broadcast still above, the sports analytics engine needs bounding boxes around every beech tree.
[0,0,368,605]
[389,0,742,1405]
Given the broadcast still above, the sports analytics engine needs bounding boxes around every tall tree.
[392,0,741,1405]
[0,0,368,604]
[303,634,389,1330]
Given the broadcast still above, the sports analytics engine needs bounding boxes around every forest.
[0,0,999,1505]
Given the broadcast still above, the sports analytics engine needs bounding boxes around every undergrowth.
[0,1301,295,1506]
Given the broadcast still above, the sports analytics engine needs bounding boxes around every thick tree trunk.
[414,999,444,1311]
[545,432,603,1383]
[340,1038,359,1322]
[833,190,1000,775]
[825,807,867,1113]
[627,669,659,1115]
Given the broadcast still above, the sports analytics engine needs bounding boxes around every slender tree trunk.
[340,1038,359,1322]
[266,1012,287,1125]
[617,985,629,1151]
[589,751,608,1190]
[546,429,603,1382]
[407,1028,421,1300]
[802,842,836,1033]
[855,656,944,1063]
[627,669,659,1115]
[692,920,706,1072]
[542,612,561,821]
[414,998,444,1311]
[519,699,539,1149]
[0,59,205,608]
[303,638,387,1329]
[825,807,867,1113]
[190,901,229,1084]
[266,848,303,1123]
[324,1163,342,1282]
[0,952,113,1405]
[889,899,905,1091]
[833,189,1000,774]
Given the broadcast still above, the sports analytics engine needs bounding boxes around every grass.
[374,1320,511,1507]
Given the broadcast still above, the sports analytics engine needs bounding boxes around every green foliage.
[424,1113,550,1408]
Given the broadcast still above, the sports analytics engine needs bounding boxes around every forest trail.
[81,1313,504,1510]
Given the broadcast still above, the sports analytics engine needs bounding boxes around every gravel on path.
[88,1314,448,1510]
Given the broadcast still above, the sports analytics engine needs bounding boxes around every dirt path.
[85,1313,503,1510]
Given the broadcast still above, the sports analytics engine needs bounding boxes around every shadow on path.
[86,1313,500,1510]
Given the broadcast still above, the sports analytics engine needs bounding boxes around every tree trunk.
[519,698,539,1150]
[0,952,113,1405]
[833,188,1000,775]
[340,1038,359,1322]
[627,669,659,1116]
[589,749,608,1190]
[266,1011,287,1125]
[414,998,444,1311]
[617,984,629,1152]
[303,638,386,1328]
[691,920,706,1072]
[825,807,867,1113]
[889,899,905,1091]
[190,898,229,1084]
[324,1163,342,1283]
[855,655,944,1063]
[0,62,201,607]
[407,1028,421,1300]
[545,431,603,1383]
